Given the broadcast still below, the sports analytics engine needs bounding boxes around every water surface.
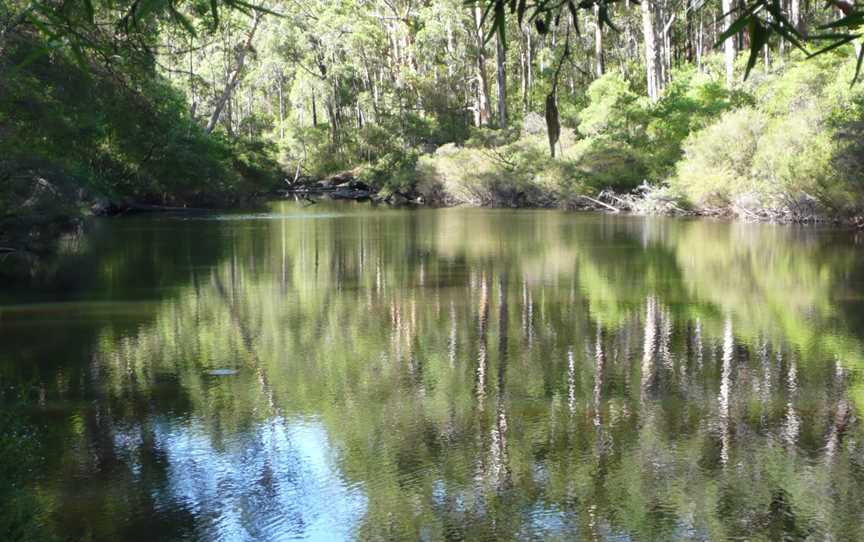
[2,202,864,541]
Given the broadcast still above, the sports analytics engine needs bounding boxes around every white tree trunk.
[206,13,262,134]
[721,0,736,88]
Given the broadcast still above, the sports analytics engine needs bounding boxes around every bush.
[578,73,647,142]
[645,67,749,179]
[417,136,553,207]
[670,52,864,217]
[359,149,419,194]
[569,138,650,193]
[674,107,767,207]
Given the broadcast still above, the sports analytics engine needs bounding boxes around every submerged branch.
[579,194,620,213]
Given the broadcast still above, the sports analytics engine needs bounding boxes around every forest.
[2,0,864,232]
[5,3,864,539]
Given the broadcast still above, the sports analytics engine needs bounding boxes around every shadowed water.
[2,201,864,541]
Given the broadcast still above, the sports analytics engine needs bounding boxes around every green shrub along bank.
[673,54,864,219]
[323,51,863,223]
[3,24,862,228]
[0,32,283,234]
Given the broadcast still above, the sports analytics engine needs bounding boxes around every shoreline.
[278,183,864,229]
[4,188,862,257]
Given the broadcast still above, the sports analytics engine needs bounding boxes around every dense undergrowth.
[296,50,864,222]
[0,32,283,234]
[3,25,863,229]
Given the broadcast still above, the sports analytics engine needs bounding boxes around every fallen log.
[329,189,373,201]
[579,195,620,213]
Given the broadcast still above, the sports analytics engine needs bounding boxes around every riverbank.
[281,179,864,228]
[5,32,863,243]
[285,53,864,227]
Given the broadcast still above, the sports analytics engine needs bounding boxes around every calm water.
[2,202,864,541]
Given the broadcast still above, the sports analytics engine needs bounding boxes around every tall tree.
[495,30,507,126]
[206,12,262,134]
[721,0,736,87]
[642,0,663,100]
[473,2,493,126]
[594,5,605,77]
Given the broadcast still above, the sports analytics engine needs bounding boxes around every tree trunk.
[311,88,318,127]
[473,3,492,126]
[721,0,736,87]
[206,12,262,134]
[277,74,285,140]
[520,31,528,113]
[495,30,508,127]
[594,5,605,77]
[525,28,533,111]
[790,0,801,30]
[641,0,663,100]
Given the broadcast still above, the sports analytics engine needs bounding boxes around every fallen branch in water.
[579,194,620,213]
[602,192,633,210]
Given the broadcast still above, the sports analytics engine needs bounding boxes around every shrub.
[578,73,647,142]
[645,68,748,179]
[673,107,767,207]
[570,138,650,193]
[673,52,864,217]
[359,149,419,194]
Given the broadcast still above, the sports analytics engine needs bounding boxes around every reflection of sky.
[147,417,366,541]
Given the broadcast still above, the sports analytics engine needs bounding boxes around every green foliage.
[567,137,649,193]
[464,126,521,149]
[359,149,419,193]
[578,73,646,142]
[645,67,749,178]
[0,31,282,218]
[417,137,552,206]
[674,107,768,207]
[673,54,864,216]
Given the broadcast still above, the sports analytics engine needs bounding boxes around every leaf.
[853,41,864,86]
[545,93,560,158]
[819,12,864,31]
[26,13,60,40]
[715,13,754,47]
[767,19,808,54]
[496,2,507,50]
[807,33,861,58]
[169,6,197,37]
[743,18,770,80]
[478,0,497,32]
[763,2,806,41]
[210,0,219,27]
[483,1,506,48]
